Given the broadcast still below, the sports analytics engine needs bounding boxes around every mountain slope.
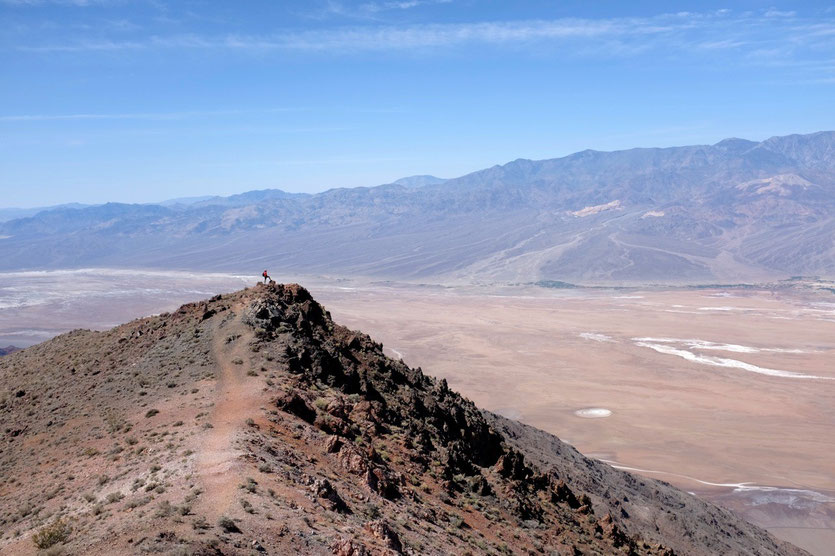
[0,284,805,554]
[2,132,834,283]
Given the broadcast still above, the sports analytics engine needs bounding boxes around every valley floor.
[1,269,833,555]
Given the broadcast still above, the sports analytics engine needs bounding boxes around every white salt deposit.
[633,341,828,380]
[574,408,612,418]
[600,459,835,508]
[579,332,615,343]
[633,337,805,354]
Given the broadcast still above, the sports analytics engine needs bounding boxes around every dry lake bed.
[2,269,833,554]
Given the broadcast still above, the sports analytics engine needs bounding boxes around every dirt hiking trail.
[195,306,264,519]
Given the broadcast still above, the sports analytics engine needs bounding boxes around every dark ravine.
[0,284,807,554]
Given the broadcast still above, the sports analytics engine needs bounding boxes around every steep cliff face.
[0,284,806,555]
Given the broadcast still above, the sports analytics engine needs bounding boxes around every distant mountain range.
[2,132,834,283]
[0,346,20,356]
[0,203,91,223]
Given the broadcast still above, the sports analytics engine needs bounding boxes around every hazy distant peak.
[714,137,758,152]
[391,175,447,188]
[159,195,220,207]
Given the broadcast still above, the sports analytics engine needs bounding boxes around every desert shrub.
[155,500,172,518]
[145,409,159,418]
[32,519,71,549]
[125,496,152,509]
[105,492,124,504]
[217,516,240,533]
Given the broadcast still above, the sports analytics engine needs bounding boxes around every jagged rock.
[552,479,581,509]
[275,390,316,423]
[311,478,350,513]
[596,513,633,550]
[314,413,355,437]
[325,435,343,453]
[469,474,492,496]
[363,520,402,553]
[365,467,401,500]
[337,443,369,475]
[495,449,531,481]
[331,538,368,556]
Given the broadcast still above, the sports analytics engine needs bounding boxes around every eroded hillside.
[0,284,807,555]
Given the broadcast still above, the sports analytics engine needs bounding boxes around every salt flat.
[1,269,832,554]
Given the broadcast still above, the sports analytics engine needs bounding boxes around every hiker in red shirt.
[262,270,271,283]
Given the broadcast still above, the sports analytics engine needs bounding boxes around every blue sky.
[1,0,834,207]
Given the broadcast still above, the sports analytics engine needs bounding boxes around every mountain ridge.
[0,283,807,554]
[2,131,834,283]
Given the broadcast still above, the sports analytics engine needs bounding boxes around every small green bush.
[32,519,71,549]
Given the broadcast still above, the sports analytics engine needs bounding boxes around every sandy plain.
[1,269,833,554]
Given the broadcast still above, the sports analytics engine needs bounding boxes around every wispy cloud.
[0,108,305,122]
[764,8,796,18]
[13,17,675,52]
[1,0,122,6]
[9,8,835,81]
[359,0,452,13]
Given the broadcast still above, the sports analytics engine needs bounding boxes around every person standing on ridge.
[262,269,271,283]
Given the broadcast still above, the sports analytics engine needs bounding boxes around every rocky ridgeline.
[238,283,657,554]
[0,283,806,555]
